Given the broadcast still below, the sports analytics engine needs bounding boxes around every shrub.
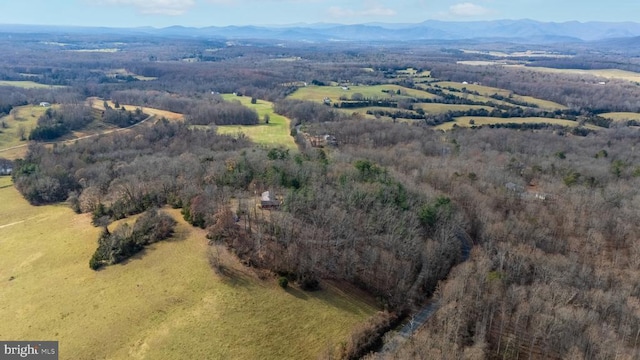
[89,209,176,270]
[298,273,319,291]
[278,276,289,289]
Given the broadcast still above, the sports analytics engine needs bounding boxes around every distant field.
[395,68,431,78]
[90,98,184,121]
[601,112,640,122]
[436,116,581,130]
[217,95,297,150]
[289,84,439,103]
[512,66,640,83]
[0,81,64,89]
[0,177,376,359]
[69,48,120,53]
[461,49,572,58]
[435,81,512,97]
[105,69,158,81]
[414,103,495,114]
[433,81,567,110]
[457,60,507,66]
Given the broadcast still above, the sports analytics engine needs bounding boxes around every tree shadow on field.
[308,280,380,316]
[208,245,252,288]
[116,247,149,266]
[285,286,310,300]
[164,225,189,243]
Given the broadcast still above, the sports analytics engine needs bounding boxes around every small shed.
[260,191,280,209]
[0,159,12,176]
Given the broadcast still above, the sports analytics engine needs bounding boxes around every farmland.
[0,105,52,159]
[289,84,439,103]
[0,81,64,89]
[601,112,640,122]
[432,81,567,110]
[90,98,184,121]
[0,176,376,359]
[510,65,640,83]
[435,116,582,130]
[3,25,640,360]
[217,95,297,150]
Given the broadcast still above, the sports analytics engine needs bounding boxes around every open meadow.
[90,98,184,121]
[433,81,567,110]
[217,95,297,150]
[435,116,583,130]
[0,176,376,359]
[0,81,65,89]
[288,84,439,103]
[510,65,640,83]
[0,105,54,159]
[601,112,640,122]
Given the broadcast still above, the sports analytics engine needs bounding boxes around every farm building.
[0,160,13,176]
[260,191,280,209]
[39,102,51,107]
[306,134,337,148]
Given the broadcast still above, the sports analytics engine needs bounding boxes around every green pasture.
[0,177,376,359]
[217,95,297,150]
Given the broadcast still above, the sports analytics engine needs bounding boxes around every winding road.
[375,227,473,356]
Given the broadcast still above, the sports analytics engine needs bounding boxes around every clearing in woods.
[601,112,640,122]
[0,176,377,359]
[90,98,184,121]
[289,84,439,103]
[508,65,640,83]
[435,116,585,130]
[217,94,297,150]
[0,81,65,89]
[432,81,567,110]
[0,105,54,159]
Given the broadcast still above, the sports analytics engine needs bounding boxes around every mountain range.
[2,20,640,43]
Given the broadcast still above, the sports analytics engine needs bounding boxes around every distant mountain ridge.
[1,20,640,43]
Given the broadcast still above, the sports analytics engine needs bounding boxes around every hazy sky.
[0,0,636,27]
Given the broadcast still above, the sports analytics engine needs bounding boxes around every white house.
[0,165,12,176]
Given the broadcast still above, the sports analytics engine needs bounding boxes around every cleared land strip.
[0,114,156,155]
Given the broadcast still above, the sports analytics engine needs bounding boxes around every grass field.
[90,99,184,121]
[414,103,495,114]
[105,69,158,81]
[0,81,64,89]
[435,116,582,130]
[288,84,439,103]
[433,81,567,110]
[0,176,376,359]
[510,65,640,83]
[601,112,640,122]
[0,105,53,159]
[217,95,297,150]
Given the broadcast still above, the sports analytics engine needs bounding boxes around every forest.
[2,31,640,359]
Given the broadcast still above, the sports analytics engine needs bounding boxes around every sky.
[0,0,637,28]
